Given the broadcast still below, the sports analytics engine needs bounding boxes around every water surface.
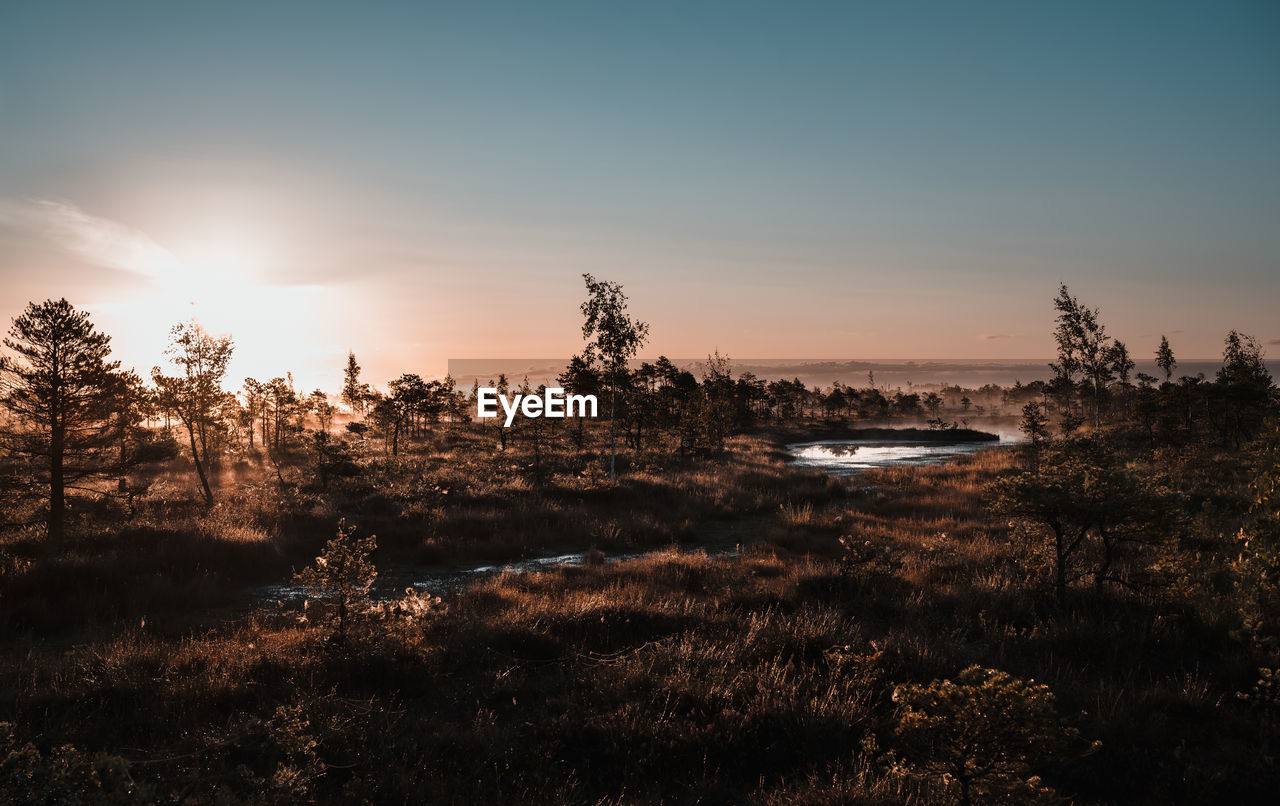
[787,434,1014,477]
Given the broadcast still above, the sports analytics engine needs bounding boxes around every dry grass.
[0,422,1275,803]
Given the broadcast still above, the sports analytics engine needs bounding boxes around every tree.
[558,354,602,449]
[0,299,121,553]
[262,376,303,452]
[1156,335,1177,383]
[103,369,177,509]
[152,320,234,506]
[296,518,377,639]
[308,389,335,433]
[388,373,429,449]
[1019,402,1050,474]
[241,378,267,449]
[521,377,548,480]
[923,391,944,417]
[892,391,922,419]
[1213,331,1275,447]
[439,374,467,425]
[1050,284,1117,429]
[309,430,358,490]
[579,274,649,480]
[992,436,1172,600]
[341,351,366,414]
[345,421,369,441]
[893,666,1087,806]
[369,395,404,455]
[697,351,735,453]
[487,374,511,451]
[1108,340,1134,385]
[1106,340,1136,417]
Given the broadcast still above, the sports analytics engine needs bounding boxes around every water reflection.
[787,436,1011,477]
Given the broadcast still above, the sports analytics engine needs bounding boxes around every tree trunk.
[1096,529,1114,594]
[1094,379,1102,429]
[186,422,214,506]
[48,425,64,556]
[609,383,617,480]
[533,420,542,481]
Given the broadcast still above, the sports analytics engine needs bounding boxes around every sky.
[1,0,1278,392]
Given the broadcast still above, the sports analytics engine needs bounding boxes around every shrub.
[0,722,149,805]
[892,666,1091,805]
[296,518,376,638]
[1235,420,1280,647]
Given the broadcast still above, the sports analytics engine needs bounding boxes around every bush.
[296,518,377,638]
[0,722,149,805]
[892,666,1092,805]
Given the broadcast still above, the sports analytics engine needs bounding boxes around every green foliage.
[992,436,1176,599]
[893,666,1090,805]
[296,518,377,637]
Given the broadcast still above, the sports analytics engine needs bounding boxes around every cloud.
[0,198,183,279]
[979,333,1013,340]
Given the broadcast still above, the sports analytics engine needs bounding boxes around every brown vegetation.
[2,436,1277,803]
[3,283,1279,803]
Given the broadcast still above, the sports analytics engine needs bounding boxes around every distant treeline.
[1,281,1275,550]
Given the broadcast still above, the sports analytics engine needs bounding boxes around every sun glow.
[86,229,348,392]
[158,237,272,312]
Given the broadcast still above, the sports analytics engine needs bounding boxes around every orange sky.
[1,192,1269,394]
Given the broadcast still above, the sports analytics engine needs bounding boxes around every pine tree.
[894,666,1088,805]
[342,351,364,413]
[0,299,121,554]
[296,518,377,638]
[1156,335,1177,382]
[1019,401,1051,474]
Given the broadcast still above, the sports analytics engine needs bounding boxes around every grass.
[0,420,1276,803]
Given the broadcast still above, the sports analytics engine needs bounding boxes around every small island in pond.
[839,426,1001,443]
[768,424,1003,445]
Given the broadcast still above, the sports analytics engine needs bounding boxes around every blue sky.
[1,1,1277,387]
